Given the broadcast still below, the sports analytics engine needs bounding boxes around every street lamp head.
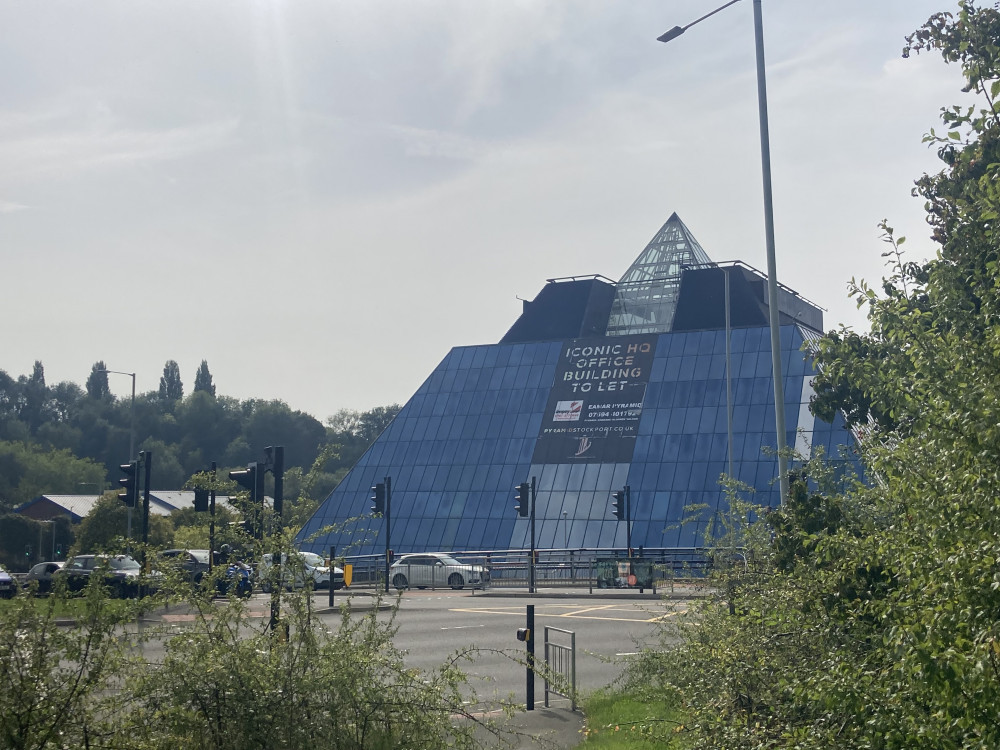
[657,25,685,43]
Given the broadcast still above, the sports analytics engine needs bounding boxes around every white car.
[389,552,489,591]
[259,551,344,592]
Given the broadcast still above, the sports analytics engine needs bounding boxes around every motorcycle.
[218,560,254,598]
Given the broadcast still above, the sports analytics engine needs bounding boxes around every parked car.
[0,563,14,599]
[55,554,153,598]
[389,552,489,591]
[159,549,213,584]
[22,561,64,594]
[259,551,344,592]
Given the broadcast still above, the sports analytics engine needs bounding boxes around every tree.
[193,359,216,397]
[0,561,510,750]
[0,440,106,510]
[625,4,1000,747]
[0,591,135,749]
[325,404,402,471]
[0,513,75,572]
[17,360,48,434]
[85,361,110,399]
[158,359,184,402]
[74,493,173,553]
[174,392,241,469]
[243,400,326,470]
[281,444,344,531]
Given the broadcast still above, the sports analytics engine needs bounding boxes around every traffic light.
[55,544,63,557]
[193,488,210,513]
[25,544,32,558]
[118,461,139,507]
[370,483,386,514]
[264,445,285,517]
[229,463,262,502]
[612,489,626,520]
[514,482,530,517]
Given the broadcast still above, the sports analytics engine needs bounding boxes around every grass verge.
[0,590,149,619]
[578,688,689,749]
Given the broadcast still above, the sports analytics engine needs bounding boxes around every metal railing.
[333,548,714,592]
[544,626,576,710]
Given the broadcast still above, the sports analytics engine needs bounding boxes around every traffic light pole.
[384,476,392,594]
[525,604,535,710]
[138,450,152,596]
[266,447,285,634]
[529,476,537,594]
[209,462,216,574]
[229,463,262,538]
[140,450,152,548]
[625,484,632,556]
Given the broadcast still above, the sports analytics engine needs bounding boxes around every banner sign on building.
[532,334,658,463]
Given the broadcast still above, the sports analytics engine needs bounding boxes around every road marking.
[448,603,679,623]
[559,604,617,617]
[441,624,485,630]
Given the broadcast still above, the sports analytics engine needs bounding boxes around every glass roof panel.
[606,212,713,336]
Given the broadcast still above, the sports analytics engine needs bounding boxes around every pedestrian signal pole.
[140,450,152,547]
[611,484,632,556]
[529,476,537,594]
[513,478,537,593]
[371,476,392,592]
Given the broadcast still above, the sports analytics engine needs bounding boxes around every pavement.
[474,704,585,749]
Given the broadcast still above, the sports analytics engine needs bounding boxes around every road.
[346,589,685,709]
[137,587,688,711]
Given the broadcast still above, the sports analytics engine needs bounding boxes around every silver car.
[389,552,489,591]
[259,551,344,592]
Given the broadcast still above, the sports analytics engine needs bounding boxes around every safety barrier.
[543,626,576,710]
[334,547,715,592]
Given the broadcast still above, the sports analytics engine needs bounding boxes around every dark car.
[56,554,149,598]
[159,549,213,584]
[0,563,14,599]
[22,561,64,594]
[159,549,253,597]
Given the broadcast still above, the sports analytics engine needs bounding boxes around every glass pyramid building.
[297,214,856,557]
[606,212,713,336]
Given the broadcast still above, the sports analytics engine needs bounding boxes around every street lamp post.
[658,0,789,504]
[99,369,136,460]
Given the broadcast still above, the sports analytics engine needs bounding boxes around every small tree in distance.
[85,361,110,399]
[158,359,184,402]
[193,359,216,397]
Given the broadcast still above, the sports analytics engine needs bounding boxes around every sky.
[0,0,967,422]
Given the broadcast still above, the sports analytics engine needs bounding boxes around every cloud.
[0,103,241,183]
[0,199,29,214]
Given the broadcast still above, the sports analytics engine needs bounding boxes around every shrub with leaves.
[623,3,1000,746]
[113,593,487,750]
[0,586,139,750]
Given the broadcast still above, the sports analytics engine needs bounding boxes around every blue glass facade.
[298,214,856,556]
[297,322,856,557]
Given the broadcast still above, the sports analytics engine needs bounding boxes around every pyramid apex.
[605,212,713,336]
